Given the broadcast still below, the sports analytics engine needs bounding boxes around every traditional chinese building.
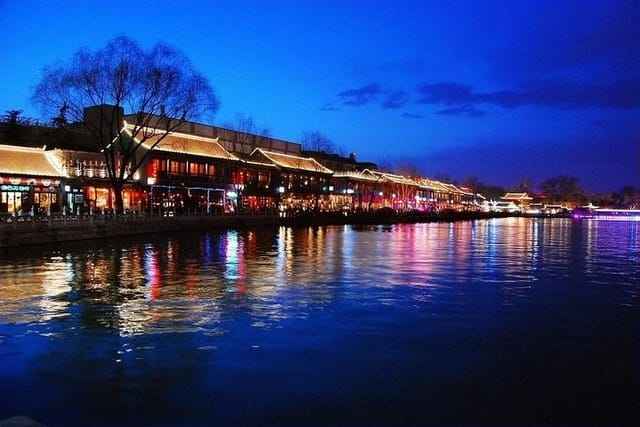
[0,144,67,216]
[330,169,386,211]
[247,148,334,213]
[128,126,240,214]
[1,105,486,216]
[501,192,533,209]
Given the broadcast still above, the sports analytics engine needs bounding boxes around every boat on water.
[572,208,640,221]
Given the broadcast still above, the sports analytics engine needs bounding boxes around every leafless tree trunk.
[32,36,219,214]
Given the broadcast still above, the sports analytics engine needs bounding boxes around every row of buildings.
[1,106,481,218]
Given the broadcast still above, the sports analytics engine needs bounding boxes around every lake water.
[0,218,637,426]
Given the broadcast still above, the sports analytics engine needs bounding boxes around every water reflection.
[0,257,71,325]
[0,219,638,426]
[1,219,638,336]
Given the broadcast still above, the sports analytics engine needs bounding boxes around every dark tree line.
[539,175,586,204]
[590,186,640,209]
[458,173,639,208]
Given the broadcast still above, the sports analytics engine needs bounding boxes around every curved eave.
[123,125,239,161]
[0,144,69,178]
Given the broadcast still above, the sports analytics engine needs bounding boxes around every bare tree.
[512,178,534,193]
[460,176,482,192]
[301,130,335,152]
[375,155,394,173]
[223,113,271,152]
[395,162,421,178]
[31,36,219,213]
[225,113,271,136]
[433,173,455,184]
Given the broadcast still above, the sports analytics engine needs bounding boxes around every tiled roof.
[0,144,68,177]
[252,149,333,174]
[332,169,381,182]
[50,149,106,163]
[240,159,278,169]
[502,192,533,200]
[442,183,465,194]
[418,179,448,191]
[235,152,278,169]
[124,126,238,161]
[380,172,417,186]
[416,179,471,195]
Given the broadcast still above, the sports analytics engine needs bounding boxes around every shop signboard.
[1,184,30,192]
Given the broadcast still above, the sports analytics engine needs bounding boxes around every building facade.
[1,109,482,218]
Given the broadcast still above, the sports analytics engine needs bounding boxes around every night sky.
[1,0,638,192]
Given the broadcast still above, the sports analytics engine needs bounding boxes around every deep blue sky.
[1,0,638,192]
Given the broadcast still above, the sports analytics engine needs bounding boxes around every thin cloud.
[416,82,474,105]
[516,78,640,110]
[401,112,424,119]
[337,83,382,106]
[320,102,339,111]
[436,105,486,118]
[382,90,409,109]
[416,78,640,111]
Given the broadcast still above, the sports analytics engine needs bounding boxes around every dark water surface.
[0,218,638,426]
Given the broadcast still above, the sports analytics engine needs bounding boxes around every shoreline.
[0,210,519,249]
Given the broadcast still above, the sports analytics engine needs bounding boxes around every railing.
[0,207,277,228]
[0,206,492,232]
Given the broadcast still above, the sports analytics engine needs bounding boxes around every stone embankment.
[0,210,509,249]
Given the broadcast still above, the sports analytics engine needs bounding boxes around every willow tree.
[31,36,219,214]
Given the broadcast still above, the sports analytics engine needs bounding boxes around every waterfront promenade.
[0,210,506,248]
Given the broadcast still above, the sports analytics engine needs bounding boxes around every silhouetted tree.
[223,113,271,152]
[50,103,70,128]
[480,184,507,200]
[396,162,421,178]
[2,110,24,141]
[433,174,456,185]
[591,192,616,208]
[301,130,345,155]
[375,155,394,173]
[226,113,271,136]
[513,178,533,193]
[31,36,219,213]
[619,185,639,208]
[460,176,482,192]
[4,109,23,125]
[540,175,585,205]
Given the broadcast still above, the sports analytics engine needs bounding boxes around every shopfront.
[0,184,29,215]
[84,185,144,214]
[148,185,227,214]
[0,178,62,216]
[33,184,59,214]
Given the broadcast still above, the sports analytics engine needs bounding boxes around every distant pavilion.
[501,192,533,208]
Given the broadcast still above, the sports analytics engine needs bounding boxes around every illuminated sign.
[0,184,30,192]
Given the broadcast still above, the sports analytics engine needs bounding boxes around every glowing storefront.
[247,148,334,213]
[0,144,67,216]
[128,126,241,214]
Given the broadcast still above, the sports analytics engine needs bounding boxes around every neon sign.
[1,184,30,192]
